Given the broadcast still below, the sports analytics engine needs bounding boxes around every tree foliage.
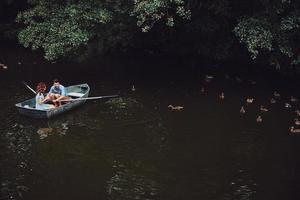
[234,0,300,67]
[12,0,300,68]
[16,0,191,60]
[16,0,112,60]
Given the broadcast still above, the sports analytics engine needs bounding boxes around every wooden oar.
[22,81,36,94]
[59,95,119,102]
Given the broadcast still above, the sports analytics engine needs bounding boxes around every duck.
[0,63,8,70]
[131,85,136,92]
[168,105,184,111]
[285,103,291,108]
[294,118,300,126]
[204,75,213,83]
[205,75,214,79]
[270,98,276,104]
[219,92,225,100]
[260,105,268,112]
[290,126,300,133]
[291,96,298,102]
[200,87,205,94]
[274,91,280,98]
[205,79,211,83]
[256,115,263,123]
[240,106,246,114]
[295,110,300,116]
[246,98,254,104]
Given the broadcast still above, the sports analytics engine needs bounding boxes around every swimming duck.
[274,91,280,98]
[256,115,263,123]
[260,105,268,112]
[168,105,184,111]
[205,75,213,82]
[285,103,291,108]
[200,87,205,94]
[291,96,298,102]
[270,98,276,104]
[0,63,8,70]
[240,106,246,114]
[295,110,300,116]
[294,118,300,126]
[219,92,225,100]
[131,85,136,92]
[205,75,214,79]
[246,98,254,104]
[290,126,300,133]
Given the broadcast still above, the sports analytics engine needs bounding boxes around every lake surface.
[0,50,300,200]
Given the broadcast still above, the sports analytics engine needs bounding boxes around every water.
[0,51,300,200]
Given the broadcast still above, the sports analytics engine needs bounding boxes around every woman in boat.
[35,82,55,110]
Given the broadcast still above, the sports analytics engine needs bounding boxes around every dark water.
[1,48,300,200]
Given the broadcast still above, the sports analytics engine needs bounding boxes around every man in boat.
[45,79,69,107]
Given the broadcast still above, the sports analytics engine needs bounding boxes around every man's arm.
[53,86,66,101]
[61,86,66,96]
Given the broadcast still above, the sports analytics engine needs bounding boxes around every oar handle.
[59,95,119,102]
[22,81,37,94]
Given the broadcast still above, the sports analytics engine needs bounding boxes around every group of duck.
[165,74,300,135]
[238,91,300,134]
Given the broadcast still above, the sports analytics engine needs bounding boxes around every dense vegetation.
[1,0,300,69]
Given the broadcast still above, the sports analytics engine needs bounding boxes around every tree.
[16,0,191,61]
[15,0,300,69]
[234,0,300,68]
[16,0,112,60]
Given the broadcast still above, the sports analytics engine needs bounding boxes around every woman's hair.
[36,82,47,93]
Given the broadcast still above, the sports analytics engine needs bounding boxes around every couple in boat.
[35,79,70,110]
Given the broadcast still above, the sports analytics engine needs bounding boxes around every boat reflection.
[37,123,68,140]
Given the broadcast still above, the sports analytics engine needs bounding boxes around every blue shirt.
[49,85,66,96]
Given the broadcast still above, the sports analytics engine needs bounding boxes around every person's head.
[53,79,60,88]
[36,82,47,93]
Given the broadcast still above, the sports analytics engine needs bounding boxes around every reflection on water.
[224,169,257,200]
[1,123,32,200]
[37,122,69,140]
[107,161,160,200]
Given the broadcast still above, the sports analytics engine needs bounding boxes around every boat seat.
[67,92,84,98]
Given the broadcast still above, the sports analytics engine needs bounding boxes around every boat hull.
[15,83,90,119]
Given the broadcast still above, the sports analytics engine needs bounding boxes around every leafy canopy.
[15,0,300,68]
[16,0,191,60]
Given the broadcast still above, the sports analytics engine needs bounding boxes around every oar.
[59,95,119,102]
[22,81,36,94]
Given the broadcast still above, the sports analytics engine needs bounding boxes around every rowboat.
[15,83,90,119]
